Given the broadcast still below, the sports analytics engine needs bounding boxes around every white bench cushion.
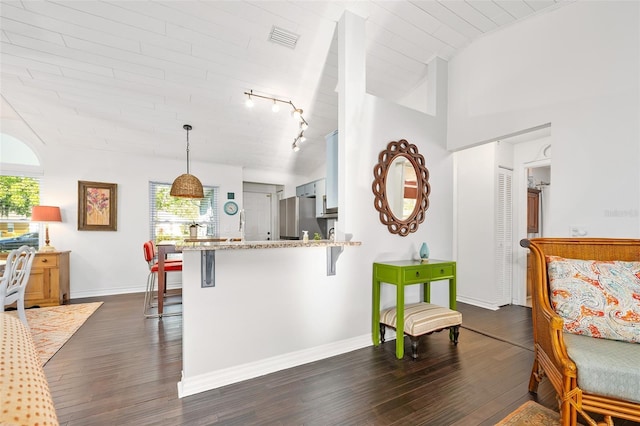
[380,302,462,337]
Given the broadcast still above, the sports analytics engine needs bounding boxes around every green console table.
[372,259,457,359]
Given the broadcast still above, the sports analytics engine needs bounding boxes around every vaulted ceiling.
[0,1,572,177]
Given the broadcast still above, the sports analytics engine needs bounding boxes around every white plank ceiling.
[0,0,572,176]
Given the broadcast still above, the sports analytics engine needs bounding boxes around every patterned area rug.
[5,302,102,366]
[496,400,560,425]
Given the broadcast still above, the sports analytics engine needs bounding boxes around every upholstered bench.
[380,302,462,359]
[0,313,58,426]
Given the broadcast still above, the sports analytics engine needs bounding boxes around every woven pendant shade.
[170,124,204,199]
[170,173,204,198]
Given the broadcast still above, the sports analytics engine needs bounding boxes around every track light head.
[245,90,254,108]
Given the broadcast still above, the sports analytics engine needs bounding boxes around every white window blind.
[149,182,219,242]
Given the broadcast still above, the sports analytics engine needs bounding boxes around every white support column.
[338,11,366,238]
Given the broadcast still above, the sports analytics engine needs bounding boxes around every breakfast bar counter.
[157,240,361,314]
[179,239,361,250]
[177,238,362,398]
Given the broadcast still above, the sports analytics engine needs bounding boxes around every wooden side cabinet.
[0,251,70,307]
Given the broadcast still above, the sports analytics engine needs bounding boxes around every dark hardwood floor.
[43,295,572,425]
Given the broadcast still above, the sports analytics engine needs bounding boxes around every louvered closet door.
[496,168,513,306]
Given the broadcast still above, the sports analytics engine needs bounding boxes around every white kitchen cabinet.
[296,181,316,197]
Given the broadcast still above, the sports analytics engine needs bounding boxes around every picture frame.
[78,181,118,231]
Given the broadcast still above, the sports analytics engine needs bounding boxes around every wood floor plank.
[41,294,638,425]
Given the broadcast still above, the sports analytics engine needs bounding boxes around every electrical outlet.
[570,226,587,237]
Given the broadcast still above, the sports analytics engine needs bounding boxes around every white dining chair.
[1,245,37,329]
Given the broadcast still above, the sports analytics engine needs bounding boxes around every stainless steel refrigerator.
[279,196,323,240]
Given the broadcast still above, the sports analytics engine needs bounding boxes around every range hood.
[319,195,338,219]
[320,207,338,219]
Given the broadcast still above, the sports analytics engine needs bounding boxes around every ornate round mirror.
[372,139,430,236]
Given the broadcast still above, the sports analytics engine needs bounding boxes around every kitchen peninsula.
[177,239,361,398]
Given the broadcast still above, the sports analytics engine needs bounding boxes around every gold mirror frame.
[372,139,430,236]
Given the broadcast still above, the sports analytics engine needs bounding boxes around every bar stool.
[143,241,182,318]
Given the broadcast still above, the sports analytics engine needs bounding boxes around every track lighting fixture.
[243,89,309,151]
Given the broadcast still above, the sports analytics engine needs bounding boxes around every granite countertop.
[179,239,361,250]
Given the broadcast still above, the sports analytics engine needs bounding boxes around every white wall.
[448,0,640,240]
[338,13,453,315]
[454,143,497,308]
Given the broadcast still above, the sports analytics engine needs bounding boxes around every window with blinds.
[149,182,219,243]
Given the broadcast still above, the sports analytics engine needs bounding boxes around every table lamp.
[31,205,62,252]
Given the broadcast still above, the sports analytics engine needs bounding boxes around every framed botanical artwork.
[78,181,118,231]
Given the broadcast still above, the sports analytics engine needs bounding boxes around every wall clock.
[224,201,239,215]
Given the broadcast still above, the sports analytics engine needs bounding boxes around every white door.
[243,192,273,241]
[496,168,513,306]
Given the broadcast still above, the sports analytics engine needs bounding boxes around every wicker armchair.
[520,238,640,426]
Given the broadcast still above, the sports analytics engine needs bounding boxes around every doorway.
[242,182,282,241]
[512,140,552,307]
[522,164,551,306]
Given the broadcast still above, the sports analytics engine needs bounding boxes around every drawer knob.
[41,258,48,263]
[415,271,420,277]
[440,268,444,273]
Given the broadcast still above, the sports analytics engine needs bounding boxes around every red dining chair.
[143,241,182,318]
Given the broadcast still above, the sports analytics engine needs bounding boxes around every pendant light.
[170,124,204,198]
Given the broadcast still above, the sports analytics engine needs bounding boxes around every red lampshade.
[31,206,62,222]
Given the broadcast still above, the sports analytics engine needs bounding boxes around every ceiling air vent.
[269,26,299,49]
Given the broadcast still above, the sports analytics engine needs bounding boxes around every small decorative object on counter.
[419,242,429,262]
[313,232,321,240]
[328,228,335,241]
[302,230,309,243]
[189,223,199,238]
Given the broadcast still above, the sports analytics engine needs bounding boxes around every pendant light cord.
[184,124,192,174]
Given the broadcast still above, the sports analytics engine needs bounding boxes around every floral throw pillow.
[546,255,640,343]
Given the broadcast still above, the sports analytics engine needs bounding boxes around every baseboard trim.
[457,296,499,311]
[177,334,372,398]
[72,284,182,299]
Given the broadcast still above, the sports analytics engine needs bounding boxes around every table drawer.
[375,267,399,284]
[33,254,58,268]
[431,264,454,280]
[403,267,430,283]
